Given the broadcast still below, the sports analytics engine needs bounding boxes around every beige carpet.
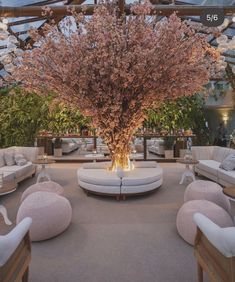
[1,163,234,282]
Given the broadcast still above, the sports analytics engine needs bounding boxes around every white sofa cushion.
[218,169,235,185]
[192,146,214,160]
[122,178,163,194]
[212,147,235,163]
[82,162,110,169]
[219,153,235,171]
[0,162,35,179]
[77,168,121,186]
[79,180,120,194]
[0,152,5,168]
[4,151,15,166]
[1,171,15,183]
[197,160,221,176]
[122,168,162,186]
[13,147,38,162]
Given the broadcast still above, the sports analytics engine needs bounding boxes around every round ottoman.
[184,180,230,212]
[17,191,72,241]
[21,181,64,202]
[176,200,234,245]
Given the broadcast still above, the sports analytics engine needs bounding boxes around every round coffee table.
[223,187,235,202]
[33,159,55,183]
[177,159,199,185]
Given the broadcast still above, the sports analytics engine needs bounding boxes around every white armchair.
[193,213,235,282]
[0,217,32,282]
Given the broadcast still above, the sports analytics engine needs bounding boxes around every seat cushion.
[196,160,221,176]
[4,151,15,166]
[134,161,157,168]
[77,168,121,186]
[122,178,163,194]
[218,169,235,185]
[0,162,35,179]
[122,168,163,186]
[2,171,15,183]
[79,180,121,194]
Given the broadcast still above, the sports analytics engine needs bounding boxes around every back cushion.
[83,162,110,169]
[4,151,15,166]
[212,147,234,163]
[0,151,5,168]
[134,161,157,168]
[191,146,214,160]
[14,147,38,162]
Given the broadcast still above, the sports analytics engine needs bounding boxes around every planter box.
[37,146,45,156]
[165,150,174,159]
[54,148,62,157]
[180,149,187,158]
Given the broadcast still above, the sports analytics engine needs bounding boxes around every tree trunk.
[105,132,132,171]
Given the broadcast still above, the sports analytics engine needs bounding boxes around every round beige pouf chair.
[176,200,234,245]
[184,180,230,212]
[17,191,72,241]
[21,181,64,202]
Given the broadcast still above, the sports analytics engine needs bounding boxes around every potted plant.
[164,136,175,159]
[53,137,62,157]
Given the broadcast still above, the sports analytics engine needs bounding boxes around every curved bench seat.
[77,162,163,199]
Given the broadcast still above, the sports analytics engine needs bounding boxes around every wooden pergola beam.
[1,5,235,18]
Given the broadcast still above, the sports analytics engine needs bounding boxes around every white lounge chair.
[193,213,235,282]
[0,217,32,282]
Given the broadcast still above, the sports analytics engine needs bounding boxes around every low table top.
[223,187,235,199]
[177,159,199,165]
[33,159,55,165]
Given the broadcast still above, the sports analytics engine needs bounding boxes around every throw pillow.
[219,154,235,171]
[4,151,15,166]
[15,154,27,166]
[17,159,27,166]
[0,152,5,168]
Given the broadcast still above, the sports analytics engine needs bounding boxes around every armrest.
[193,213,235,258]
[0,217,32,266]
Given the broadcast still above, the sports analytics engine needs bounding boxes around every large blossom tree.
[11,1,219,170]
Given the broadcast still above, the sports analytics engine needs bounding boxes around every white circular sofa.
[77,161,163,200]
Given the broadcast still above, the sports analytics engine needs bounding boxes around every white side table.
[33,159,55,183]
[0,205,12,225]
[177,159,199,185]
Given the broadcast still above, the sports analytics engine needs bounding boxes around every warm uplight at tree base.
[11,1,220,169]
